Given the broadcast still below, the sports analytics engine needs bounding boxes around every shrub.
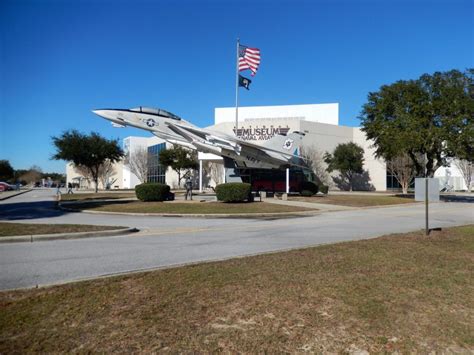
[300,181,319,195]
[215,183,252,202]
[319,184,329,194]
[301,190,314,197]
[135,183,170,202]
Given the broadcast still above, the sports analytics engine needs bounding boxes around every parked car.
[0,182,15,192]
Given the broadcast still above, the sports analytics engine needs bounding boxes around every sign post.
[425,178,429,235]
[415,177,440,236]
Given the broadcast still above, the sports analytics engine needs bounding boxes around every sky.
[1,0,473,173]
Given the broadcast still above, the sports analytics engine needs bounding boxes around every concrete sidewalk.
[0,189,32,201]
[263,197,356,211]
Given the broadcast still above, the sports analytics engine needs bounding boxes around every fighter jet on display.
[93,106,306,169]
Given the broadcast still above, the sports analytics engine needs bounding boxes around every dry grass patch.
[0,226,473,352]
[66,201,315,214]
[291,194,417,207]
[0,223,124,237]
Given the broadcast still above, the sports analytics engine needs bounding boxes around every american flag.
[238,45,261,76]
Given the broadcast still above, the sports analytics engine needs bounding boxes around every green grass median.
[1,225,472,352]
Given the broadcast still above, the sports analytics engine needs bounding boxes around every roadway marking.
[134,227,215,237]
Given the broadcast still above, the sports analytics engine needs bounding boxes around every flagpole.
[235,38,240,136]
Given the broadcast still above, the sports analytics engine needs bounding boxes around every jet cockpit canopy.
[130,107,181,120]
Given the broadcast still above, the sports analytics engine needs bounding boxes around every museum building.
[67,102,471,192]
[66,103,388,191]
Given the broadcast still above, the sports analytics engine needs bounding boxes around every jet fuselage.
[93,107,304,169]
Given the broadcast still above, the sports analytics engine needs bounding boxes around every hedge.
[300,181,319,195]
[319,184,329,194]
[301,190,315,197]
[135,183,171,202]
[215,183,252,202]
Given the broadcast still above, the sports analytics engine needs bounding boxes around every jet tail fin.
[262,131,305,157]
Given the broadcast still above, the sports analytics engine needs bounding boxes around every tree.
[42,172,66,183]
[158,146,198,187]
[98,160,116,189]
[300,146,332,186]
[72,165,93,186]
[204,162,225,188]
[0,160,14,182]
[360,69,474,177]
[386,154,416,194]
[124,147,149,184]
[74,161,115,189]
[454,159,473,192]
[19,166,43,186]
[324,142,364,191]
[52,130,124,193]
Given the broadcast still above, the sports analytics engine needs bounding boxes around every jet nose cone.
[92,109,107,118]
[92,109,119,121]
[92,109,128,127]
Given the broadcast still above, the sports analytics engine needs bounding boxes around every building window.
[386,171,414,191]
[147,143,167,184]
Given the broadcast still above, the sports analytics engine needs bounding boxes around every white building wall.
[215,103,339,126]
[352,128,387,191]
[300,120,353,152]
[66,161,124,190]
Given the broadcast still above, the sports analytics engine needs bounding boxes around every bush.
[215,183,252,202]
[301,190,314,197]
[319,184,329,194]
[135,183,171,202]
[300,181,319,195]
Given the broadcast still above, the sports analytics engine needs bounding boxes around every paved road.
[0,189,472,290]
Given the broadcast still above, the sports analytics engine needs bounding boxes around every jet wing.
[165,122,241,153]
[166,121,303,159]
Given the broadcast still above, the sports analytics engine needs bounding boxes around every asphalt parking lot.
[0,189,472,290]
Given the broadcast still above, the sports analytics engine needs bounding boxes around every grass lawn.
[1,225,472,352]
[65,201,315,214]
[291,194,417,207]
[0,223,125,237]
[60,192,136,201]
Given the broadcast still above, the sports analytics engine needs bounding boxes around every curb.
[263,199,425,212]
[0,189,32,201]
[58,203,319,218]
[0,227,139,244]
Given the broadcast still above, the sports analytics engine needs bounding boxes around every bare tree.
[300,146,332,186]
[74,160,116,190]
[124,147,149,184]
[98,160,116,189]
[205,162,224,188]
[73,165,93,188]
[19,166,43,186]
[454,159,473,192]
[386,154,416,194]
